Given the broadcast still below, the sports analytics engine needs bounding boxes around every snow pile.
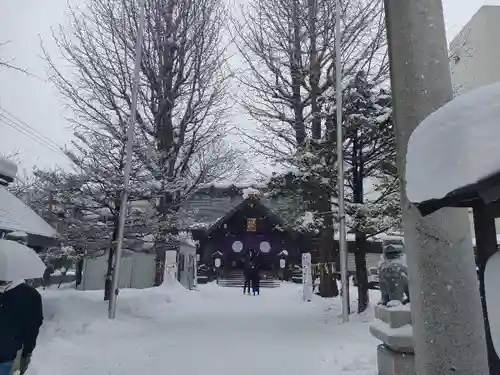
[32,283,380,375]
[41,282,190,327]
[406,81,500,203]
[242,187,260,199]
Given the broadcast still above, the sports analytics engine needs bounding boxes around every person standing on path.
[251,261,261,296]
[0,279,43,375]
[243,259,253,295]
[42,264,54,290]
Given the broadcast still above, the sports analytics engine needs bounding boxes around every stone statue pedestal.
[369,303,415,375]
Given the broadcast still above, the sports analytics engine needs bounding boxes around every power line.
[0,113,67,158]
[0,106,64,151]
[0,115,62,155]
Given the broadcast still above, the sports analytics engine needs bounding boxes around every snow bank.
[41,281,192,330]
[406,82,500,203]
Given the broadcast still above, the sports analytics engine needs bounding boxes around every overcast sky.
[0,0,498,173]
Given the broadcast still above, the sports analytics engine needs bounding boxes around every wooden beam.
[485,200,500,218]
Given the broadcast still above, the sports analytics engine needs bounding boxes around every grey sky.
[0,0,498,172]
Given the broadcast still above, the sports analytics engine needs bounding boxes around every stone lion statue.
[378,241,410,305]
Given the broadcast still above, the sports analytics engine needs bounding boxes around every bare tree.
[42,0,237,198]
[0,41,38,77]
[233,0,387,297]
[0,41,22,72]
[41,0,241,295]
[233,0,387,158]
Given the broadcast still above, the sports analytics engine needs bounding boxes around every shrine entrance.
[224,238,275,272]
[196,190,299,277]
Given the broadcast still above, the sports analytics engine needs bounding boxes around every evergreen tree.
[268,71,400,310]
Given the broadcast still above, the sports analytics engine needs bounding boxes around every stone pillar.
[302,253,313,301]
[370,303,415,375]
[383,0,489,373]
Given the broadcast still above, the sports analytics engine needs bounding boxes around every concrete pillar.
[383,1,489,374]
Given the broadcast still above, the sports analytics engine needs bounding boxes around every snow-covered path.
[31,283,379,375]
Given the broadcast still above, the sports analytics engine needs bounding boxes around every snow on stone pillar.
[163,250,178,285]
[384,0,489,373]
[302,253,313,302]
[194,253,199,289]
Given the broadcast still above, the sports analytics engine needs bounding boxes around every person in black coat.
[42,265,54,290]
[251,261,261,296]
[243,260,252,295]
[0,280,43,375]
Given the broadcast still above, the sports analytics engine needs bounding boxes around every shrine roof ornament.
[242,187,261,200]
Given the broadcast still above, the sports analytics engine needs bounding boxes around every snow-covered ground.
[30,283,380,375]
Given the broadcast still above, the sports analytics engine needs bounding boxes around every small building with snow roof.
[0,157,58,249]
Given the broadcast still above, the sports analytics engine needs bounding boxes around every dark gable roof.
[204,198,288,237]
[177,185,294,230]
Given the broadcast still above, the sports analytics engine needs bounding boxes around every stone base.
[377,345,415,375]
[375,304,412,329]
[369,320,414,353]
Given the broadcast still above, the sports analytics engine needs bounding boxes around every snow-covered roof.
[177,186,298,231]
[242,187,260,199]
[0,186,57,238]
[406,82,500,204]
[0,157,17,180]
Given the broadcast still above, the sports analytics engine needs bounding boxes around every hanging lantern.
[260,241,271,253]
[232,240,243,252]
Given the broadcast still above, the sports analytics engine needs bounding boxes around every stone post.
[383,1,489,373]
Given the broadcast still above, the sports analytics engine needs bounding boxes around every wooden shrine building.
[196,193,300,272]
[179,185,393,275]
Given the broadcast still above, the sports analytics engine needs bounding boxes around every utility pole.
[335,0,349,322]
[108,0,146,320]
[383,1,489,374]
